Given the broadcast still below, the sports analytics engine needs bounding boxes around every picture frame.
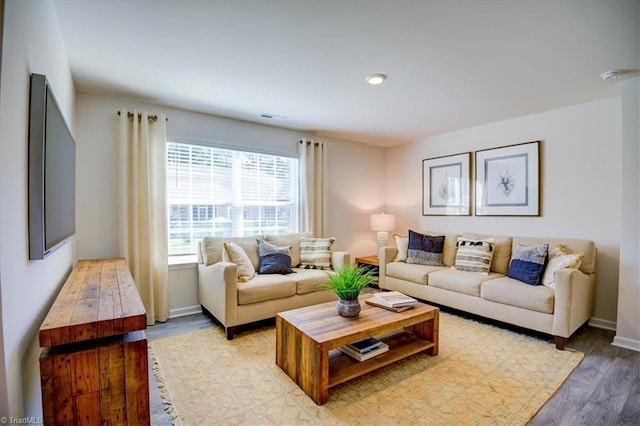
[422,152,471,216]
[475,141,540,216]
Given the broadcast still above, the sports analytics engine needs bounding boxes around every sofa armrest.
[198,261,240,327]
[552,268,596,338]
[378,246,398,288]
[332,251,350,269]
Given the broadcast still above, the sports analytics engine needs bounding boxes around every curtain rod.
[116,111,168,122]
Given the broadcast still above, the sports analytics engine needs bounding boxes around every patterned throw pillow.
[256,239,294,274]
[507,243,549,285]
[299,237,335,269]
[542,244,584,289]
[406,230,445,266]
[392,234,409,262]
[222,241,256,282]
[454,237,495,274]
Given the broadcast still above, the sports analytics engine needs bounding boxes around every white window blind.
[167,142,299,256]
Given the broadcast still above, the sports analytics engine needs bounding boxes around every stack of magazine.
[366,291,419,312]
[339,337,389,361]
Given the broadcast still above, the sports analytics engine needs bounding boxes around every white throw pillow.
[454,237,495,275]
[222,241,256,282]
[393,234,409,262]
[542,244,584,289]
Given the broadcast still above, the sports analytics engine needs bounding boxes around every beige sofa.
[379,232,597,349]
[198,232,348,339]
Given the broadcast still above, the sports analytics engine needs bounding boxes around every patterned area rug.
[150,312,583,425]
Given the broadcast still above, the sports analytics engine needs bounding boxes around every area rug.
[150,312,583,425]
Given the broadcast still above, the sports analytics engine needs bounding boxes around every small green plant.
[321,265,376,300]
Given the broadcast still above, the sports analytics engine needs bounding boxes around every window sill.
[168,255,198,270]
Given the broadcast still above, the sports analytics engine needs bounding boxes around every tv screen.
[28,73,76,260]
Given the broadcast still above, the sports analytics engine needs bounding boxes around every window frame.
[166,139,300,261]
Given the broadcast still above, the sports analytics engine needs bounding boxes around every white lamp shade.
[370,213,396,232]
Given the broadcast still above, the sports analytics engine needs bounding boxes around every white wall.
[386,97,622,324]
[616,76,640,351]
[75,92,386,315]
[0,0,76,416]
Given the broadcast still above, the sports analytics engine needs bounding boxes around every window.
[167,142,299,256]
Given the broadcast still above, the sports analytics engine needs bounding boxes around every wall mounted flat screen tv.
[28,73,76,260]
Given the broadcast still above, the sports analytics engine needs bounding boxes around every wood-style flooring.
[146,309,640,425]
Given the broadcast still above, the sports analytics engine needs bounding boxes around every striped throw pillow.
[299,237,335,269]
[454,237,495,274]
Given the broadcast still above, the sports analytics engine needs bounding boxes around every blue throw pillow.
[257,239,294,274]
[259,253,295,274]
[406,230,445,266]
[507,244,549,285]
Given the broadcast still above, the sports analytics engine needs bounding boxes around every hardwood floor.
[146,310,640,425]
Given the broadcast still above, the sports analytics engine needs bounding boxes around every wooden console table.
[39,258,149,425]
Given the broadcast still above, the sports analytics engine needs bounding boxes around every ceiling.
[52,0,638,147]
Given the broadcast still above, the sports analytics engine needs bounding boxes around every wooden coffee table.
[275,299,439,405]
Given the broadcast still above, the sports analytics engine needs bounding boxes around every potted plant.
[321,265,376,317]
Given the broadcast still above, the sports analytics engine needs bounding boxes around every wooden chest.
[39,259,149,425]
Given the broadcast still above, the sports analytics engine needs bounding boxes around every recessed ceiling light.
[365,73,387,85]
[600,70,621,81]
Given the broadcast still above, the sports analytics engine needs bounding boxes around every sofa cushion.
[454,237,495,274]
[237,274,297,305]
[481,276,554,314]
[201,235,264,267]
[291,268,330,295]
[513,236,595,275]
[392,234,409,262]
[265,232,313,268]
[300,237,335,269]
[222,242,256,282]
[386,261,446,285]
[406,230,445,266]
[507,243,549,285]
[429,269,503,297]
[542,244,585,289]
[462,233,512,274]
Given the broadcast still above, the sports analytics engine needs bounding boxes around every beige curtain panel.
[298,139,327,237]
[116,109,169,324]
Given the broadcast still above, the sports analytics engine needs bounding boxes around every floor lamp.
[370,213,396,256]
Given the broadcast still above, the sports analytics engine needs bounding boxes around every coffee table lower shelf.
[328,331,435,388]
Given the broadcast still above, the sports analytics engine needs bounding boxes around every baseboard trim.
[169,305,201,319]
[588,317,616,331]
[612,336,640,352]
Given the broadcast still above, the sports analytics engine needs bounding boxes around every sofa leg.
[554,336,567,350]
[226,326,236,340]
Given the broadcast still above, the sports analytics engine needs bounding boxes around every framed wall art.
[475,141,540,216]
[422,152,471,216]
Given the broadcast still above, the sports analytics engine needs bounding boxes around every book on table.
[339,342,389,361]
[365,298,415,312]
[346,337,382,354]
[371,291,418,308]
